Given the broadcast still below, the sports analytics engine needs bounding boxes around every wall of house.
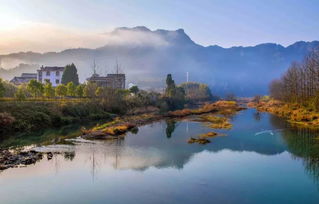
[39,71,62,87]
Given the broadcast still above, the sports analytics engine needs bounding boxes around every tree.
[129,86,139,95]
[14,86,27,101]
[43,82,55,98]
[83,82,98,98]
[27,79,44,98]
[0,78,5,98]
[2,80,17,97]
[180,82,212,102]
[95,87,104,97]
[75,84,85,97]
[269,49,319,110]
[66,82,76,97]
[165,74,176,97]
[55,84,67,98]
[163,74,186,110]
[225,93,236,101]
[61,63,79,85]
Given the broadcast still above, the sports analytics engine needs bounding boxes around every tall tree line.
[270,49,319,108]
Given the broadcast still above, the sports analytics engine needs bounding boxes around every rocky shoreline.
[0,149,56,171]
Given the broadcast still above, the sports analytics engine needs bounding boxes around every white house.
[37,66,65,87]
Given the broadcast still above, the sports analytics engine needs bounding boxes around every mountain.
[0,26,318,96]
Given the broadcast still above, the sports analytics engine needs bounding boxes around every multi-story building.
[87,73,126,89]
[37,66,65,87]
[10,73,37,85]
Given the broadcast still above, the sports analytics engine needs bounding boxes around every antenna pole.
[93,59,97,75]
[116,59,119,74]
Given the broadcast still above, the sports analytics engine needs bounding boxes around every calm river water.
[1,108,319,204]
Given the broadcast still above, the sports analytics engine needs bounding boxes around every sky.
[0,0,318,54]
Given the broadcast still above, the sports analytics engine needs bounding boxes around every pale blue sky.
[0,0,318,52]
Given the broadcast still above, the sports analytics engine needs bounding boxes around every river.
[1,108,319,204]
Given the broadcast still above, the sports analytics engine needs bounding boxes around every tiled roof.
[107,74,125,77]
[38,66,65,71]
[87,73,125,81]
[21,73,37,78]
[10,76,36,84]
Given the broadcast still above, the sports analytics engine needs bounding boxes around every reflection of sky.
[1,150,319,203]
[1,109,319,203]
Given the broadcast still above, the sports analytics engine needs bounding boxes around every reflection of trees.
[270,114,319,185]
[165,120,176,138]
[284,128,319,185]
[64,152,76,161]
[130,127,139,134]
[253,111,261,121]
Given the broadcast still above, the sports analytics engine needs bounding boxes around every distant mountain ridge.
[0,26,318,96]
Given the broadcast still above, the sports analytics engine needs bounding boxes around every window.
[46,71,50,76]
[56,71,60,76]
[56,79,60,84]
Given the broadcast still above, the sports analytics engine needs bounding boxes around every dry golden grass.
[199,132,218,138]
[168,100,243,117]
[252,99,319,128]
[200,115,233,129]
[187,137,211,144]
[101,123,136,135]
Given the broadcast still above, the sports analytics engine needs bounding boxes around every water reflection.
[36,110,289,173]
[63,152,76,161]
[253,111,262,121]
[2,109,319,203]
[269,114,319,185]
[44,110,319,176]
[165,120,177,138]
[0,121,101,149]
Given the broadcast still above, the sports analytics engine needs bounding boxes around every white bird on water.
[255,129,284,136]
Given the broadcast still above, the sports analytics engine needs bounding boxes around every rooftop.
[21,73,37,78]
[38,66,65,72]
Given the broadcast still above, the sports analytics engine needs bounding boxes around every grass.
[92,118,122,131]
[199,132,218,138]
[187,137,210,144]
[249,99,319,128]
[101,123,136,135]
[0,100,113,133]
[200,115,232,129]
[168,100,243,117]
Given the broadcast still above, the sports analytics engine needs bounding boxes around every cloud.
[0,23,169,54]
[102,27,169,47]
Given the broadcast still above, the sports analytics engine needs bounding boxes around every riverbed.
[1,108,319,204]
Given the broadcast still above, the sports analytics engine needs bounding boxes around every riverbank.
[248,99,319,128]
[0,100,115,134]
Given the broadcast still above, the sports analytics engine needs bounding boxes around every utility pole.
[186,71,189,96]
